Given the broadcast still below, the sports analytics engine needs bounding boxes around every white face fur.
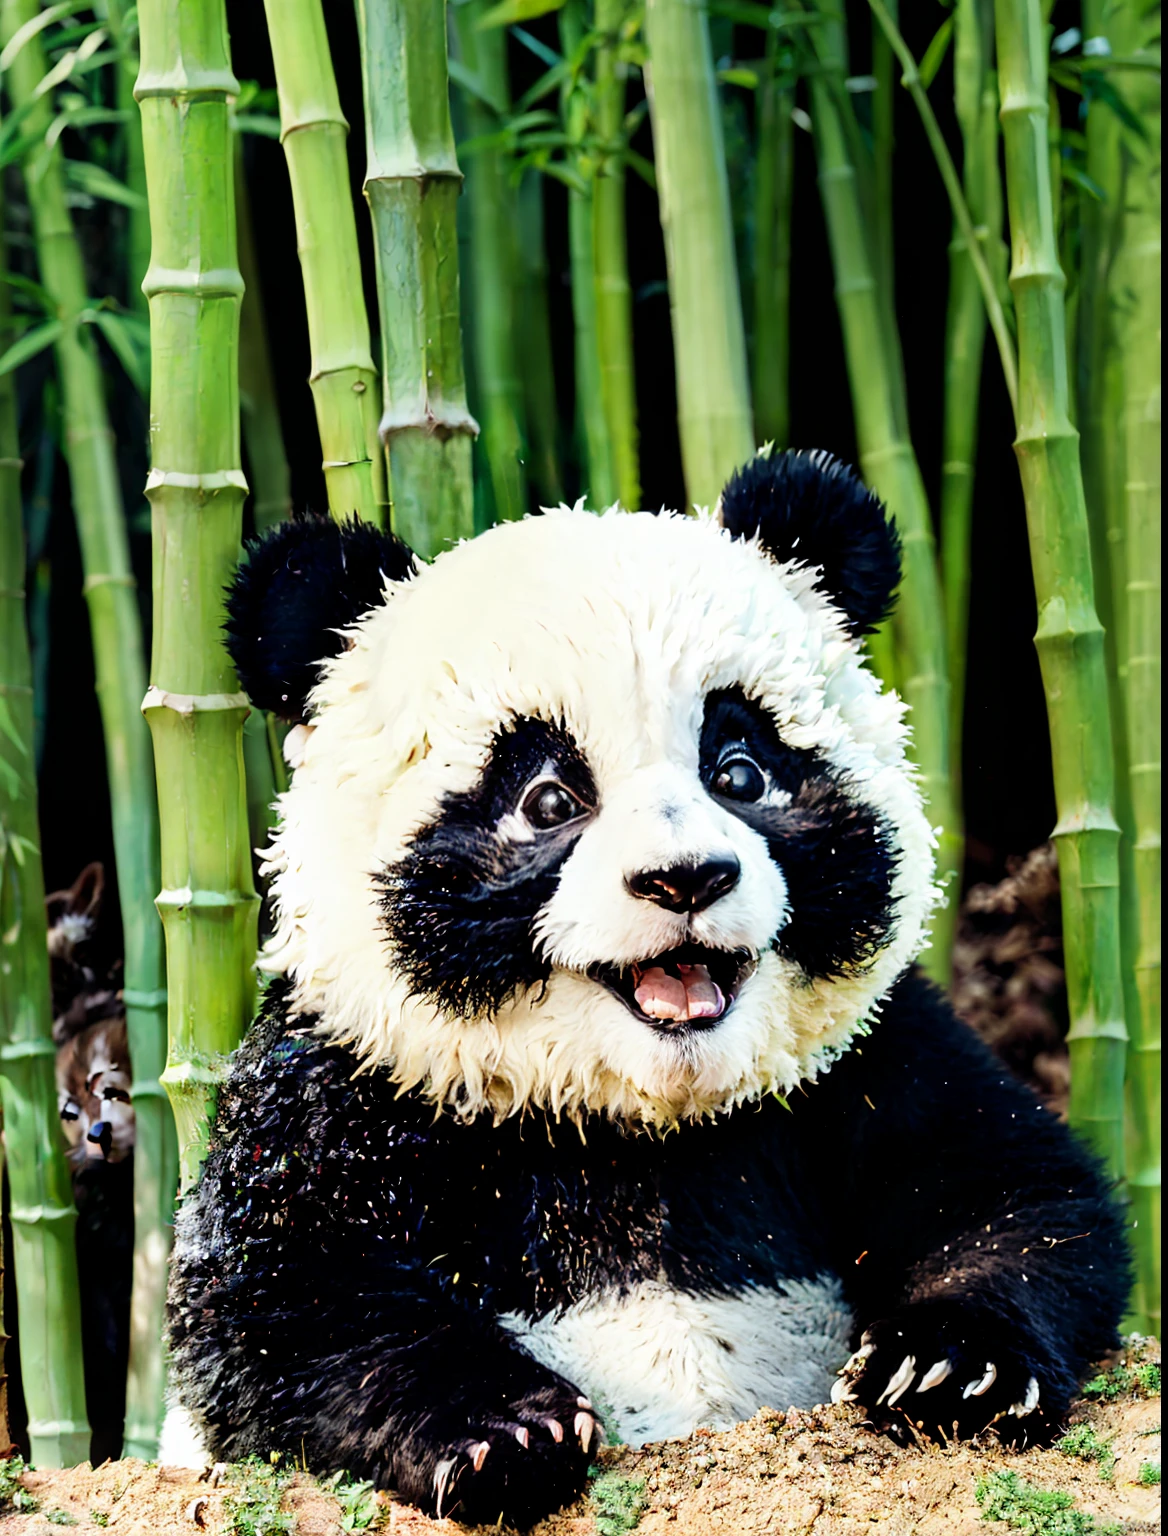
[260,507,937,1126]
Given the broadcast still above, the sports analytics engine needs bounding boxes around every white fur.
[501,1276,853,1444]
[259,507,938,1124]
[159,1401,213,1470]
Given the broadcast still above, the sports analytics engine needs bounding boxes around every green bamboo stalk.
[804,8,962,981]
[102,0,150,317]
[593,0,640,509]
[994,0,1126,1177]
[0,183,89,1470]
[642,0,754,508]
[1,0,175,1456]
[517,172,563,507]
[871,0,897,382]
[263,0,387,526]
[560,0,616,507]
[136,0,260,1193]
[355,0,476,555]
[1112,14,1161,1336]
[235,146,292,534]
[939,0,1000,788]
[751,26,793,448]
[449,1,527,526]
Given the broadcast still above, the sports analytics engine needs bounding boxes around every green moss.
[223,1456,296,1536]
[0,1455,39,1514]
[1137,1460,1161,1486]
[1081,1361,1161,1401]
[975,1470,1121,1535]
[44,1511,78,1526]
[1056,1425,1116,1481]
[90,1513,110,1527]
[589,1468,648,1535]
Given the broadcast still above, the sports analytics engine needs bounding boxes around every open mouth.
[589,944,757,1032]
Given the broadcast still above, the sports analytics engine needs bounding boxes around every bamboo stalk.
[517,172,563,507]
[136,0,260,1193]
[2,0,175,1456]
[103,0,150,316]
[0,183,89,1469]
[263,0,386,526]
[593,0,640,509]
[642,0,754,508]
[355,0,476,555]
[1112,13,1161,1335]
[560,0,616,507]
[994,0,1126,1177]
[449,1,527,525]
[939,0,999,790]
[235,145,292,534]
[805,8,962,981]
[751,25,793,448]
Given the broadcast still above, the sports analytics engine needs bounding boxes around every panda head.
[228,450,936,1125]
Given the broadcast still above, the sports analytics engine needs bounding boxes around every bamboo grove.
[0,0,1160,1467]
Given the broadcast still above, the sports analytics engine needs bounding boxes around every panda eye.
[520,778,586,830]
[713,753,767,802]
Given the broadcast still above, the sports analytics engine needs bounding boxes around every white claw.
[878,1355,916,1406]
[963,1363,998,1399]
[577,1396,593,1409]
[514,1427,530,1449]
[546,1418,564,1443]
[830,1376,858,1405]
[917,1359,953,1393]
[1010,1376,1041,1417]
[434,1457,458,1519]
[574,1411,595,1453]
[471,1440,491,1473]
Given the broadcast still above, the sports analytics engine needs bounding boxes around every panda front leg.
[315,1308,598,1526]
[175,1260,597,1527]
[812,973,1130,1443]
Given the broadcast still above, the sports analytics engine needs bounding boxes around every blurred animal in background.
[951,844,1069,1116]
[46,863,133,1463]
[49,863,136,1167]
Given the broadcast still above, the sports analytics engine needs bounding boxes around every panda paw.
[412,1384,598,1527]
[830,1308,1050,1443]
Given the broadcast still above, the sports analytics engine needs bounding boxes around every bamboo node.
[0,1039,56,1060]
[9,1203,78,1224]
[280,110,349,141]
[134,67,240,102]
[142,266,245,300]
[83,572,137,593]
[144,468,249,495]
[379,404,480,443]
[141,686,250,716]
[123,986,169,1009]
[155,886,259,910]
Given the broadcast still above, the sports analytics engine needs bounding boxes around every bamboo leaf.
[80,307,149,396]
[918,15,954,89]
[1060,160,1105,201]
[477,0,564,27]
[44,103,127,152]
[511,25,562,67]
[0,317,63,376]
[1,270,52,312]
[447,56,501,111]
[0,0,82,71]
[23,24,106,105]
[64,156,145,207]
[0,693,29,756]
[719,66,761,88]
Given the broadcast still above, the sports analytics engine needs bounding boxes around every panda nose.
[625,857,741,914]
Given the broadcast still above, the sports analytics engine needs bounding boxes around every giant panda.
[166,450,1128,1528]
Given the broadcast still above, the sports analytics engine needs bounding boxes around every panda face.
[260,504,936,1124]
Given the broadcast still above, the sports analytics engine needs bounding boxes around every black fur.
[720,450,901,637]
[224,515,414,720]
[170,973,1128,1526]
[379,717,596,1019]
[700,689,897,977]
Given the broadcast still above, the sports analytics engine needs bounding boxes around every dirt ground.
[1,1341,1159,1536]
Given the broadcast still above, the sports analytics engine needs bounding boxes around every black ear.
[719,449,900,637]
[224,514,415,720]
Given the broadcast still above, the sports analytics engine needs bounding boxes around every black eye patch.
[378,718,595,1019]
[700,690,898,979]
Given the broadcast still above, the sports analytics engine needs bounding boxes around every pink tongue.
[634,962,725,1023]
